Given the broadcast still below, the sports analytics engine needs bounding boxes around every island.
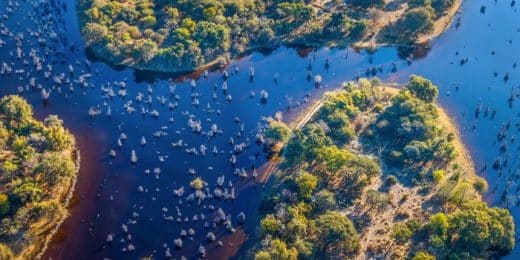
[255,76,514,259]
[0,96,78,259]
[79,0,459,73]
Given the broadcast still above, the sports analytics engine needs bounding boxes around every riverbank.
[354,0,462,49]
[32,150,81,260]
[0,96,80,259]
[13,147,80,260]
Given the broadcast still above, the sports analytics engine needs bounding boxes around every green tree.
[314,211,360,257]
[406,75,439,103]
[265,121,292,143]
[44,125,74,151]
[412,251,435,260]
[255,239,297,260]
[13,182,43,204]
[294,171,318,200]
[313,189,336,213]
[448,203,514,257]
[34,153,76,185]
[0,95,34,132]
[260,214,282,236]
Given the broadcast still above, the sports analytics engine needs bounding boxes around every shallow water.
[0,0,518,259]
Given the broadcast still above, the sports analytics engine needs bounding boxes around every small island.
[0,96,78,259]
[255,76,514,259]
[79,0,459,73]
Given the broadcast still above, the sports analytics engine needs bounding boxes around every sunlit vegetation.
[0,96,77,258]
[253,77,514,258]
[79,0,457,72]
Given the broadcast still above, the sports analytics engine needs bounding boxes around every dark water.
[0,0,518,259]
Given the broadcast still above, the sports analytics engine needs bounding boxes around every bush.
[385,175,398,186]
[432,169,445,183]
[473,177,488,194]
[393,219,421,244]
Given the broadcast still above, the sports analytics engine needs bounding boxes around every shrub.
[473,177,488,194]
[432,169,445,183]
[385,175,398,186]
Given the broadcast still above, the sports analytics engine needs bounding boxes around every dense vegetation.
[79,0,457,72]
[0,96,77,258]
[255,77,514,259]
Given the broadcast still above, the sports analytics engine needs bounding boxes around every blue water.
[0,0,518,259]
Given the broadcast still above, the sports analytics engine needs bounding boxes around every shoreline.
[24,149,81,260]
[353,0,462,49]
[78,0,462,74]
[382,86,477,180]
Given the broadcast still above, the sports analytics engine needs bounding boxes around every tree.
[265,121,292,143]
[406,75,438,103]
[393,8,435,41]
[431,0,454,14]
[0,95,34,132]
[392,219,421,244]
[284,131,306,166]
[314,211,360,257]
[313,189,336,213]
[34,153,76,185]
[447,203,514,257]
[193,21,230,51]
[82,23,108,46]
[294,171,318,200]
[44,125,74,151]
[426,213,449,254]
[260,214,282,236]
[255,239,297,260]
[412,251,435,260]
[315,146,350,174]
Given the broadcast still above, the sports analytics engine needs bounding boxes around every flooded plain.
[0,0,519,259]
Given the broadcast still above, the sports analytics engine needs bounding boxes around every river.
[0,0,518,259]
